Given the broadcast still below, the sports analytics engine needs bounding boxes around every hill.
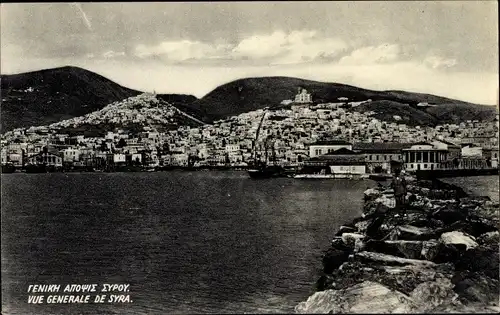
[187,76,497,125]
[0,66,143,132]
[39,93,204,138]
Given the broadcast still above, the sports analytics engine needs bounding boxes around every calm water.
[441,176,499,202]
[1,172,375,315]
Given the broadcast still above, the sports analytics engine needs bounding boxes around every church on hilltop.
[294,88,312,103]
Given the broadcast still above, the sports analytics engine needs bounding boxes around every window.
[376,155,379,161]
[424,164,427,169]
[430,152,434,163]
[370,155,373,161]
[384,155,387,161]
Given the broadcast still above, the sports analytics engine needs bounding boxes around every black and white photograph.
[1,1,499,314]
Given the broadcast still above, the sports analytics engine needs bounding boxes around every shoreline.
[296,176,499,313]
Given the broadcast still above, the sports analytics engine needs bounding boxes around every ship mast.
[251,108,269,163]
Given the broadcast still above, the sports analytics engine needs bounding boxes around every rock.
[354,220,371,234]
[454,246,499,279]
[364,240,423,259]
[354,251,437,267]
[453,272,500,305]
[327,260,455,295]
[365,215,386,239]
[421,240,440,261]
[364,188,382,201]
[354,238,365,253]
[410,277,459,312]
[477,231,499,246]
[316,274,335,291]
[396,225,435,241]
[295,281,417,314]
[323,246,350,274]
[341,233,365,249]
[335,225,358,236]
[374,195,395,209]
[440,231,478,250]
[382,188,394,195]
[432,205,467,224]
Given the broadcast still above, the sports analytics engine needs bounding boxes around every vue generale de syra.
[28,284,130,293]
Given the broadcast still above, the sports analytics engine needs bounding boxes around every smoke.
[72,3,92,31]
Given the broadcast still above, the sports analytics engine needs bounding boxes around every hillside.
[187,76,497,125]
[352,100,439,126]
[39,93,204,138]
[0,66,143,132]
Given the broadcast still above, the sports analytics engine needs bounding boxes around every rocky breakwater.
[296,176,499,313]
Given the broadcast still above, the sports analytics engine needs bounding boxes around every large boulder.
[295,281,417,314]
[440,231,478,250]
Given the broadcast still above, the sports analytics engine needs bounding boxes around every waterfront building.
[113,153,126,164]
[402,142,448,171]
[461,144,483,157]
[309,140,352,158]
[61,148,81,163]
[482,146,499,168]
[26,147,63,167]
[303,148,366,175]
[431,140,462,159]
[353,142,412,174]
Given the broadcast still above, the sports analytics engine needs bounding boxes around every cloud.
[102,50,126,59]
[134,40,231,62]
[230,30,348,64]
[339,44,401,65]
[424,56,458,69]
[133,30,348,65]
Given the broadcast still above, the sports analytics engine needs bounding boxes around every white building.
[402,142,448,171]
[294,88,312,103]
[309,140,352,158]
[113,153,126,163]
[61,148,81,162]
[461,145,483,157]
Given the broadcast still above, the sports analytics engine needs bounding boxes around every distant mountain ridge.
[1,67,497,132]
[188,76,497,125]
[0,66,198,132]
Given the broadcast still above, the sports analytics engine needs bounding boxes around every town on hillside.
[1,88,499,175]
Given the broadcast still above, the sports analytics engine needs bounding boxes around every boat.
[293,173,368,179]
[248,164,286,179]
[247,109,287,179]
[1,163,17,173]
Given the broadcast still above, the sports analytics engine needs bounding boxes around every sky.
[1,1,498,104]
